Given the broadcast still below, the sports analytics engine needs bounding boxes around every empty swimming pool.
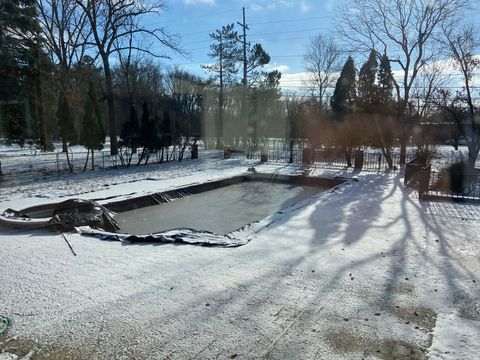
[115,178,331,235]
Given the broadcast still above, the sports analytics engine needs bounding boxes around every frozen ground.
[0,157,479,359]
[0,140,474,182]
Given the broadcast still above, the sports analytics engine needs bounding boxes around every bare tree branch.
[303,34,341,110]
[74,0,183,155]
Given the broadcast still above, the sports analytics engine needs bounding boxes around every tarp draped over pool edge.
[75,226,251,247]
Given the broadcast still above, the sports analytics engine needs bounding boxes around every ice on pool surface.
[116,180,326,235]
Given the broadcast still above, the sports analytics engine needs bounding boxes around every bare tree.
[75,0,181,155]
[36,0,90,83]
[303,34,341,110]
[437,24,480,170]
[114,55,165,102]
[285,95,305,164]
[166,70,206,162]
[411,60,450,119]
[36,0,91,153]
[338,0,468,164]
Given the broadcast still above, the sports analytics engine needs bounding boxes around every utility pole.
[218,33,224,149]
[237,7,248,89]
[237,7,254,147]
[34,27,47,152]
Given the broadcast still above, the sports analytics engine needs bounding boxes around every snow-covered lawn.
[0,158,479,359]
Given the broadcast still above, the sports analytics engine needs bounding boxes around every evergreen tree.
[137,101,157,164]
[249,70,283,146]
[0,0,38,145]
[244,43,274,150]
[357,50,378,111]
[246,43,272,86]
[377,54,394,104]
[202,24,241,85]
[330,56,357,166]
[57,93,76,171]
[0,0,37,74]
[202,24,241,148]
[356,51,396,169]
[80,82,105,170]
[375,53,396,168]
[357,50,379,150]
[120,104,140,166]
[330,56,357,117]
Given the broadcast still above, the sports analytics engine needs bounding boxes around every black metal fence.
[424,170,480,201]
[0,146,223,182]
[1,142,417,185]
[229,148,414,172]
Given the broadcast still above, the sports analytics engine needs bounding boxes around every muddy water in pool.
[116,181,327,235]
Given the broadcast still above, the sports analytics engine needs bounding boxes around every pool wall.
[104,173,346,214]
[76,174,348,246]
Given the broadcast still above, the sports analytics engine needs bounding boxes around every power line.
[181,25,333,46]
[250,27,334,38]
[150,6,480,42]
[279,84,480,90]
[249,15,335,26]
[173,15,335,38]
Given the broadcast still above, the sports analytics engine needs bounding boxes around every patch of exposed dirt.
[325,330,367,354]
[325,330,428,360]
[0,338,91,360]
[1,338,35,358]
[392,282,415,295]
[390,306,437,333]
[370,340,426,360]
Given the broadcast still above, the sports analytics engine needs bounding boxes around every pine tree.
[246,43,272,86]
[0,0,38,146]
[356,52,396,169]
[137,101,156,165]
[57,93,76,171]
[202,24,241,148]
[120,104,140,166]
[377,54,394,105]
[330,56,357,166]
[80,82,105,170]
[330,56,357,118]
[0,0,37,79]
[357,50,378,111]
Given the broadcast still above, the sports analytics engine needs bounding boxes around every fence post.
[191,144,198,159]
[260,148,268,162]
[224,146,231,159]
[354,150,364,170]
[56,152,59,172]
[302,148,313,164]
[418,165,431,199]
[102,152,105,168]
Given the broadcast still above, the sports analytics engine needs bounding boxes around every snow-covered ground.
[0,139,473,182]
[0,157,479,359]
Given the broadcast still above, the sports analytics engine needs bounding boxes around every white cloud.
[300,1,311,13]
[264,64,290,73]
[246,0,314,14]
[183,0,215,5]
[246,0,304,12]
[275,65,290,73]
[279,71,310,92]
[250,4,263,12]
[324,0,335,12]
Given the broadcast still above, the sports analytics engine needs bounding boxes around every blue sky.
[156,0,343,74]
[148,0,480,92]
